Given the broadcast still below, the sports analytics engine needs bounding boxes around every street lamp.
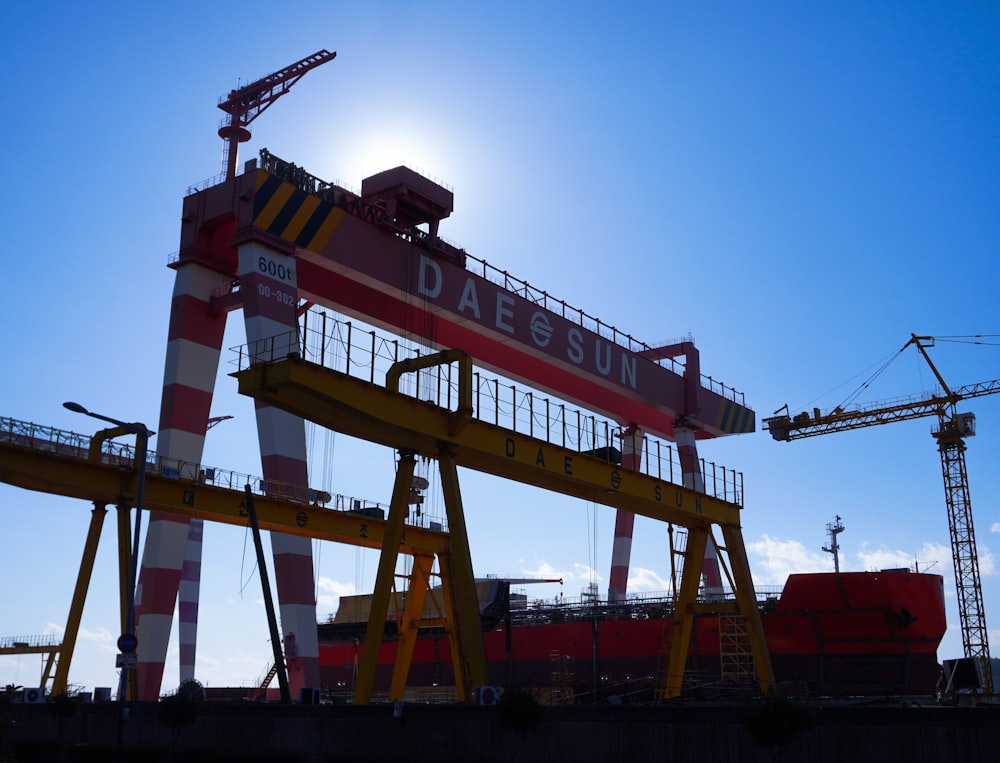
[63,401,155,701]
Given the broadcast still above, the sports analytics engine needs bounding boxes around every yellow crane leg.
[353,452,417,705]
[437,446,490,701]
[663,525,709,698]
[719,524,775,695]
[51,502,107,695]
[389,553,436,700]
[41,652,58,690]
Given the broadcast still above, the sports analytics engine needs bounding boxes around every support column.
[354,452,417,704]
[608,426,644,603]
[664,525,709,697]
[239,241,319,696]
[178,519,204,684]
[136,262,227,700]
[437,446,489,700]
[389,553,436,700]
[675,426,724,597]
[52,502,107,695]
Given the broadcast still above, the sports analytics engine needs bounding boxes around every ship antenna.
[822,515,845,573]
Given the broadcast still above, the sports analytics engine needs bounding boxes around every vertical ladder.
[719,614,754,681]
[549,650,574,703]
[654,526,687,699]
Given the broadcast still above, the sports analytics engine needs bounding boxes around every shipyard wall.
[3,700,998,762]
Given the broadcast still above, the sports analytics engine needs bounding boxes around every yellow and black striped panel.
[715,399,756,435]
[252,171,347,252]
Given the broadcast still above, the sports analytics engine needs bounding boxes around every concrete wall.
[3,699,998,762]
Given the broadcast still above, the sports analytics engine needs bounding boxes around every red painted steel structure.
[140,145,755,699]
[317,570,947,699]
[217,50,337,179]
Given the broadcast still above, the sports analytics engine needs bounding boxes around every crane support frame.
[937,427,992,690]
[232,346,774,698]
[0,421,469,696]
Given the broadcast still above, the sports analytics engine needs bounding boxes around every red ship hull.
[318,570,946,699]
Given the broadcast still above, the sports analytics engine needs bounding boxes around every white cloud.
[746,535,831,585]
[316,577,357,610]
[517,560,599,586]
[627,566,671,592]
[979,546,996,577]
[853,542,923,573]
[74,625,114,645]
[991,522,1000,533]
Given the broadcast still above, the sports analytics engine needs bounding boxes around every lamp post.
[63,401,154,702]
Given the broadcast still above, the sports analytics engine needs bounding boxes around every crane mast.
[763,334,994,693]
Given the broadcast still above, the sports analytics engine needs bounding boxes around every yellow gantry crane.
[763,334,997,693]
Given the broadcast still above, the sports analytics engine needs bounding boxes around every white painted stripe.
[270,532,313,557]
[136,613,176,661]
[155,429,207,465]
[255,407,309,460]
[171,261,230,301]
[140,517,194,569]
[162,338,224,394]
[278,602,320,658]
[611,535,633,562]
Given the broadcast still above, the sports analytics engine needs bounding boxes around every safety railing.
[233,314,744,507]
[0,635,61,649]
[0,415,442,531]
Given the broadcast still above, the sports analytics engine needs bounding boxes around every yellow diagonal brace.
[353,452,417,705]
[437,447,489,700]
[51,502,107,695]
[389,553,436,700]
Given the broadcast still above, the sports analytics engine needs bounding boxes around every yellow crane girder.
[233,349,774,699]
[0,431,456,698]
[0,440,449,555]
[233,356,742,529]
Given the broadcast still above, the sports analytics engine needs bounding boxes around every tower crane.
[763,334,997,693]
[217,49,337,179]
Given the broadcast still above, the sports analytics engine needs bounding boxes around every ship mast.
[822,515,845,573]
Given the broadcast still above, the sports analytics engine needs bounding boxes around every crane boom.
[764,376,1000,441]
[217,49,337,179]
[763,334,995,693]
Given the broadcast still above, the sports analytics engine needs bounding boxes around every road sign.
[117,632,138,653]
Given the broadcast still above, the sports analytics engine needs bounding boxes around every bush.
[742,692,814,749]
[495,685,542,733]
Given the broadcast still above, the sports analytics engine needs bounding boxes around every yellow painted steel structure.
[233,349,775,699]
[0,424,454,697]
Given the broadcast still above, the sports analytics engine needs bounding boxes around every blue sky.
[2,2,999,693]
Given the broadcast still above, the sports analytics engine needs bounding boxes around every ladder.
[549,650,574,703]
[718,614,755,681]
[247,661,280,701]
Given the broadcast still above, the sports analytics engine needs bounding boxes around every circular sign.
[117,632,138,653]
[610,470,622,490]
